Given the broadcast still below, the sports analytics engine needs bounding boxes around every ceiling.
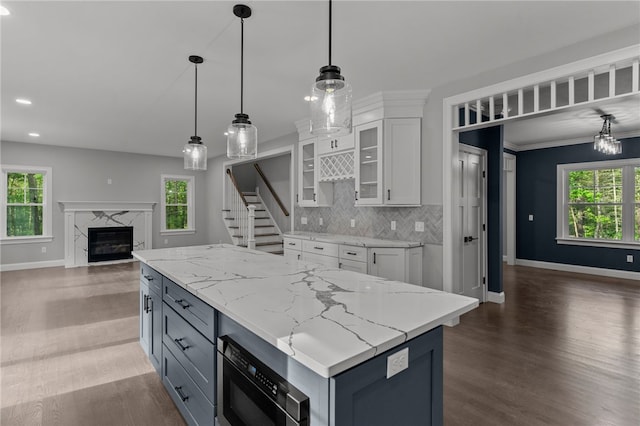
[2,1,639,158]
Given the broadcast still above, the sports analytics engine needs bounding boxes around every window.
[1,165,53,243]
[161,175,194,235]
[557,159,639,248]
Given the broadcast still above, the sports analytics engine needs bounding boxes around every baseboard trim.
[515,259,640,281]
[487,291,505,304]
[1,259,65,272]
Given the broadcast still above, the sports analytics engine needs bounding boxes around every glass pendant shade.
[310,66,352,136]
[593,115,621,155]
[183,136,207,170]
[227,114,257,159]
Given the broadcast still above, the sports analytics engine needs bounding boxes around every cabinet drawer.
[163,305,215,403]
[164,277,216,340]
[302,240,339,257]
[339,259,368,274]
[283,238,302,251]
[303,252,339,268]
[317,133,355,155]
[163,347,215,426]
[339,245,367,263]
[141,263,162,295]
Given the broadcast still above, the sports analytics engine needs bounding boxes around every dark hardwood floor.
[1,262,638,425]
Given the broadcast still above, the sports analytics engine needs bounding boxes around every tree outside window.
[161,175,194,234]
[568,168,622,240]
[2,165,52,241]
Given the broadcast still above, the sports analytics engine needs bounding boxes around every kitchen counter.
[284,231,423,248]
[133,244,477,378]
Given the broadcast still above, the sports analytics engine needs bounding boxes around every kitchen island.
[134,244,477,425]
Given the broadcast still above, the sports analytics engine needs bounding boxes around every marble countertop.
[133,244,477,378]
[283,231,423,248]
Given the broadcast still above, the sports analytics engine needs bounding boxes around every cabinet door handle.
[174,299,191,310]
[330,140,334,149]
[339,262,343,268]
[297,254,301,260]
[335,139,338,148]
[355,191,358,201]
[143,294,149,313]
[174,338,190,351]
[373,252,377,264]
[296,194,299,203]
[313,246,324,250]
[387,189,391,201]
[174,386,189,402]
[313,193,316,202]
[346,251,357,256]
[143,274,154,281]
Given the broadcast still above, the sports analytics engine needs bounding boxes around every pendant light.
[593,114,621,155]
[309,0,352,136]
[183,55,207,170]
[227,4,257,159]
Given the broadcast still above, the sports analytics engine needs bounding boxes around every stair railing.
[225,168,255,248]
[254,163,289,217]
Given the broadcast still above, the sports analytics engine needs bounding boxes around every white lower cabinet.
[284,237,423,285]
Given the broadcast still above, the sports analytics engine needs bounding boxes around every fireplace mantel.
[59,201,155,267]
[59,201,156,212]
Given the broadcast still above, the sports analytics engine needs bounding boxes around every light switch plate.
[301,217,308,225]
[387,347,409,379]
[627,255,634,263]
[415,221,424,232]
[528,214,534,221]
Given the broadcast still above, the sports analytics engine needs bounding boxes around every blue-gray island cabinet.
[133,244,478,426]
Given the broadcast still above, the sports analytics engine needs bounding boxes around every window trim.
[557,158,638,248]
[0,164,53,243]
[160,174,195,235]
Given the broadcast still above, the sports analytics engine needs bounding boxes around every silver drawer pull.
[174,299,191,310]
[174,386,189,402]
[174,338,190,351]
[346,251,357,256]
[143,274,154,281]
[288,242,296,246]
[313,246,324,250]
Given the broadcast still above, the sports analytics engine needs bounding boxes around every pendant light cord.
[240,17,244,114]
[194,63,198,136]
[328,0,332,66]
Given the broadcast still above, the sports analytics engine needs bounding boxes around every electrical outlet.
[386,347,409,379]
[107,178,112,185]
[627,255,633,263]
[415,221,424,232]
[391,220,396,231]
[301,217,308,225]
[528,214,534,221]
[350,219,355,227]
[41,246,46,253]
[319,218,323,226]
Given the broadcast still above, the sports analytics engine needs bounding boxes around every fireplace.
[88,226,134,263]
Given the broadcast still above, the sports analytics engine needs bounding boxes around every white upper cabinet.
[317,132,355,156]
[355,118,421,206]
[297,138,333,207]
[354,121,383,205]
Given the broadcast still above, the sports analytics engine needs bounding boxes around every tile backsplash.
[294,181,442,245]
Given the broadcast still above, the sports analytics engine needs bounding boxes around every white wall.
[0,141,210,266]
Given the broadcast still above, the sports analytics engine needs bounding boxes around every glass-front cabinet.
[298,138,333,207]
[355,121,383,205]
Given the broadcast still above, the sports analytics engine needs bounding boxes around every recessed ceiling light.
[28,133,40,137]
[16,98,32,105]
[0,6,10,16]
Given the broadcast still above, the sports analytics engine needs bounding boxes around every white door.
[459,147,486,301]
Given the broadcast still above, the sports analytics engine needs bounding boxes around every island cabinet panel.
[139,264,162,374]
[163,305,215,403]
[139,280,150,356]
[163,347,215,426]
[163,277,216,338]
[330,326,443,426]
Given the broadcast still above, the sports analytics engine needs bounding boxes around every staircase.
[223,192,283,255]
